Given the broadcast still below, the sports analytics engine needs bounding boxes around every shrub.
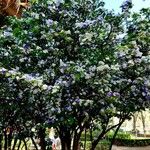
[113,139,150,147]
[106,131,132,140]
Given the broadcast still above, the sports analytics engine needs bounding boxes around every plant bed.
[137,134,150,137]
[112,138,150,147]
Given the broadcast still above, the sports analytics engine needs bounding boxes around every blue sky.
[103,0,150,13]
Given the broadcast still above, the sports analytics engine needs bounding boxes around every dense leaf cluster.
[0,0,149,150]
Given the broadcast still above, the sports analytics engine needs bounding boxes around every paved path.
[112,145,150,150]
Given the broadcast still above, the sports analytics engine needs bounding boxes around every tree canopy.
[0,0,150,150]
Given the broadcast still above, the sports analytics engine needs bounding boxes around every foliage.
[0,0,150,150]
[106,131,131,140]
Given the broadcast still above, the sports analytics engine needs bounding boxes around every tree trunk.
[3,131,7,150]
[17,140,21,150]
[0,133,3,150]
[133,113,138,135]
[8,130,13,150]
[109,121,124,150]
[72,131,81,150]
[12,137,18,150]
[31,136,39,150]
[22,138,28,150]
[141,111,146,136]
[60,133,71,150]
[89,128,93,142]
[90,129,106,150]
[38,128,46,150]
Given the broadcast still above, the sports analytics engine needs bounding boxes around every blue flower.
[23,43,30,50]
[107,91,113,97]
[75,98,80,103]
[47,118,55,125]
[3,31,12,37]
[65,106,72,111]
[46,19,53,26]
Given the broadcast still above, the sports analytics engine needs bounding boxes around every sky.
[103,0,150,13]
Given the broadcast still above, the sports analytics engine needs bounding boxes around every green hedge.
[113,138,150,147]
[106,131,131,140]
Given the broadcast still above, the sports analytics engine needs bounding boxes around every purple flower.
[121,0,132,12]
[75,22,89,28]
[23,43,30,50]
[47,118,55,125]
[146,96,150,101]
[55,0,64,7]
[0,68,7,74]
[75,98,80,103]
[113,92,120,97]
[107,91,120,97]
[97,15,103,22]
[65,106,72,111]
[3,31,12,37]
[107,91,113,97]
[46,19,53,26]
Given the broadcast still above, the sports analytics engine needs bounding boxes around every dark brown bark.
[3,131,7,150]
[31,136,39,150]
[90,129,106,150]
[72,131,79,150]
[109,120,124,150]
[60,133,71,150]
[8,130,13,150]
[38,128,46,150]
[90,117,127,150]
[22,138,28,150]
[12,137,18,150]
[0,133,3,150]
[73,129,83,150]
[17,140,21,150]
[89,128,93,142]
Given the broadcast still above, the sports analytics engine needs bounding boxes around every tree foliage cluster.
[0,0,150,150]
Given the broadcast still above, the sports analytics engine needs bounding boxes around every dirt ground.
[112,145,150,150]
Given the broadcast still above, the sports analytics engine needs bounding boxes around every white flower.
[33,89,39,94]
[81,32,93,42]
[135,50,142,57]
[3,31,12,37]
[98,61,105,65]
[55,0,64,6]
[42,84,48,90]
[128,60,134,66]
[43,50,48,53]
[97,66,105,71]
[97,64,109,72]
[16,76,20,80]
[85,73,92,79]
[22,74,33,81]
[52,85,60,94]
[111,64,119,70]
[134,58,142,63]
[144,80,150,87]
[0,68,7,73]
[122,63,127,69]
[4,52,9,56]
[36,80,43,86]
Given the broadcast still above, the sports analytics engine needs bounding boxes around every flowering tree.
[0,0,150,150]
